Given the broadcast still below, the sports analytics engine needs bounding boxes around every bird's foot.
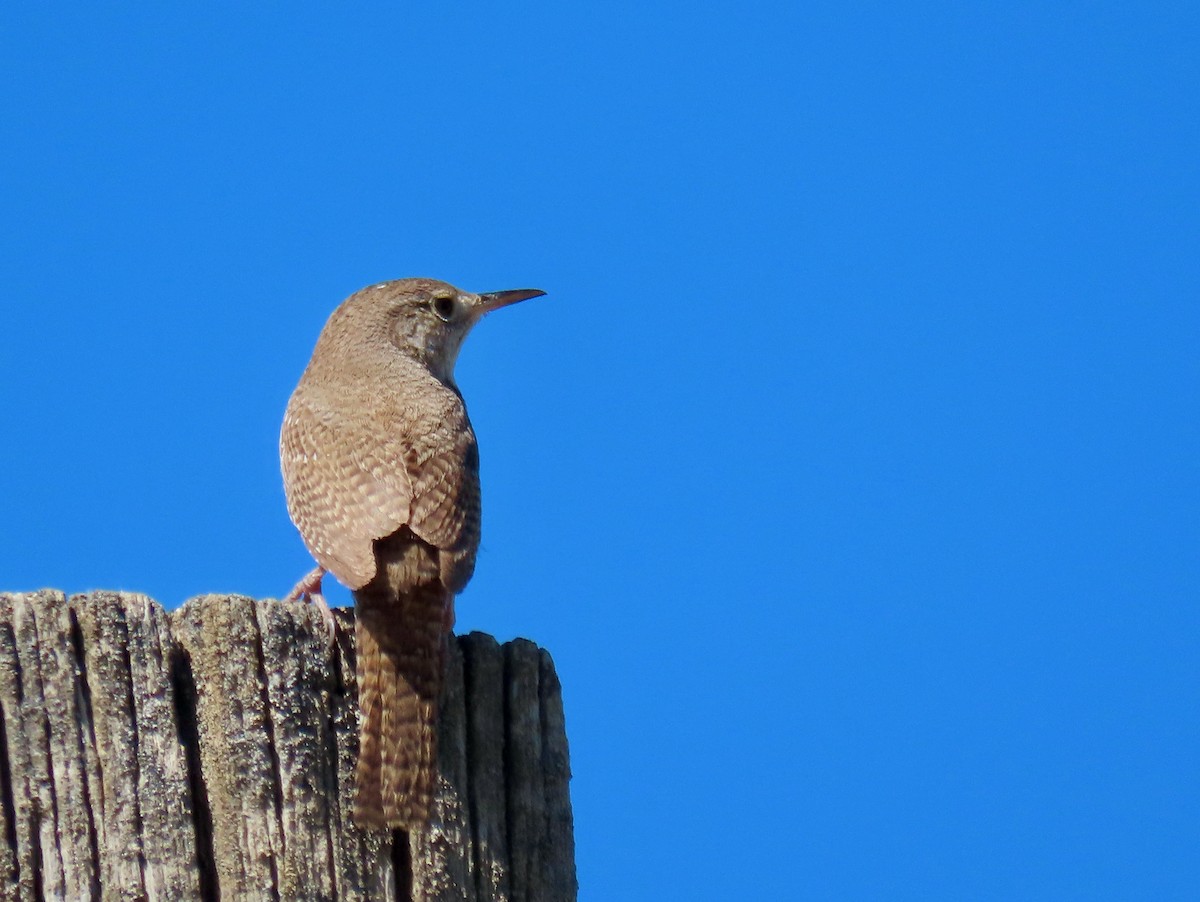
[284,566,336,645]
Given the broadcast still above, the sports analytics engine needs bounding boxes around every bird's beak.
[475,288,547,315]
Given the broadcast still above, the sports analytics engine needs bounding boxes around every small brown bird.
[280,277,545,829]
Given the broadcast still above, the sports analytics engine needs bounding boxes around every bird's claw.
[284,566,336,646]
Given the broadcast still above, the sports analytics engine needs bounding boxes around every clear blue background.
[2,3,1196,898]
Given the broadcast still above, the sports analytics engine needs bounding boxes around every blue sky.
[2,3,1197,898]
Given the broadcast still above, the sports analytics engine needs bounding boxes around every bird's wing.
[406,419,481,593]
[281,387,413,589]
[283,377,481,592]
[403,424,477,587]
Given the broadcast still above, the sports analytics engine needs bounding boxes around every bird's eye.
[431,296,456,321]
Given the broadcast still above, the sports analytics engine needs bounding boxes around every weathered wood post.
[0,590,575,901]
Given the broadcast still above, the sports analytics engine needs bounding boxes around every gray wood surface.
[0,591,575,901]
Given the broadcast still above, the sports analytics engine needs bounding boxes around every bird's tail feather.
[352,579,447,830]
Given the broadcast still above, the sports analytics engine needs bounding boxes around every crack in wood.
[248,610,284,902]
[172,643,219,902]
[66,609,103,900]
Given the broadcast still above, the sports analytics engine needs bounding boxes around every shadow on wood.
[0,590,575,901]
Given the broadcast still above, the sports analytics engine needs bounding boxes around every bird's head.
[317,277,546,385]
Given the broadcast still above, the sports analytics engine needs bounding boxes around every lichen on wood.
[0,590,575,901]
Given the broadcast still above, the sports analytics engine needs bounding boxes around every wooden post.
[0,590,576,901]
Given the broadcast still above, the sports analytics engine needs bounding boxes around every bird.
[279,277,546,830]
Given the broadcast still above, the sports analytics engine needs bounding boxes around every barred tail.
[352,579,447,830]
